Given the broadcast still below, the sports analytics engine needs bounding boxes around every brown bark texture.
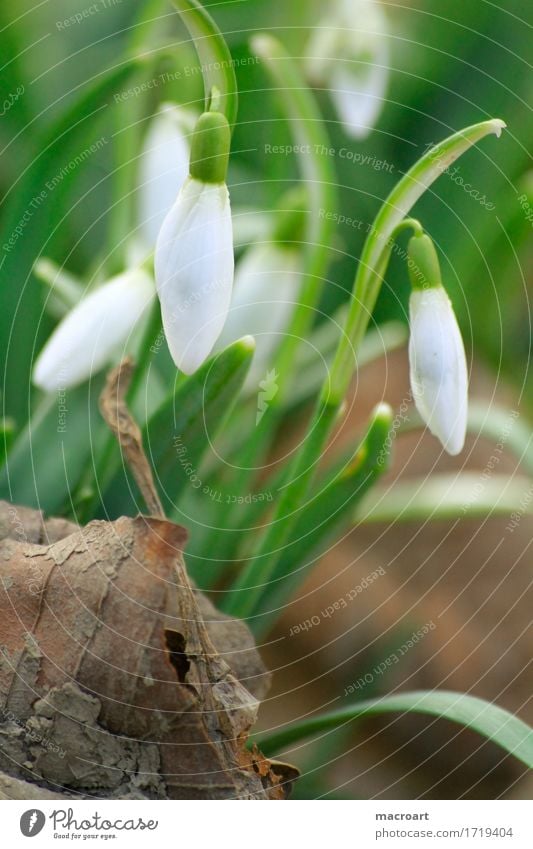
[0,361,296,799]
[0,502,295,799]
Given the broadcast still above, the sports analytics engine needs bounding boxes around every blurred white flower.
[138,103,196,248]
[306,0,389,139]
[154,176,234,375]
[33,269,155,391]
[217,243,301,386]
[408,286,468,456]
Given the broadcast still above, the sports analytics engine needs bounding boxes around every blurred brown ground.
[256,349,532,799]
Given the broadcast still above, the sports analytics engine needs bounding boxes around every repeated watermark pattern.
[265,142,394,173]
[505,482,533,534]
[343,621,436,696]
[0,84,25,117]
[114,56,259,103]
[1,705,66,760]
[2,137,108,254]
[422,141,496,211]
[173,435,272,504]
[517,192,533,228]
[289,567,386,636]
[56,0,122,30]
[461,409,519,513]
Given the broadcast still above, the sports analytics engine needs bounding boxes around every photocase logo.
[256,368,279,425]
[20,809,46,837]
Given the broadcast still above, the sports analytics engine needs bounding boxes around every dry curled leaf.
[0,501,293,799]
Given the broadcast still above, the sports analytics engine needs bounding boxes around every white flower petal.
[217,244,301,386]
[305,0,389,137]
[330,48,389,139]
[409,287,468,455]
[138,104,195,248]
[154,177,234,375]
[33,269,155,392]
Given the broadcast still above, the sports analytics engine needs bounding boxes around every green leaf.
[248,404,394,633]
[171,0,238,128]
[0,379,105,514]
[250,34,338,408]
[356,473,533,524]
[255,690,533,769]
[225,120,506,617]
[101,337,255,517]
[198,33,339,562]
[0,56,144,425]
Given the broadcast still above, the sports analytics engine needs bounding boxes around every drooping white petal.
[330,46,389,139]
[408,287,468,455]
[217,243,301,387]
[305,0,389,138]
[138,104,196,248]
[154,176,234,375]
[33,269,155,392]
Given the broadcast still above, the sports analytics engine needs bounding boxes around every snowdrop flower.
[217,243,301,387]
[137,103,196,248]
[305,0,389,139]
[154,111,234,375]
[33,268,155,392]
[407,233,468,456]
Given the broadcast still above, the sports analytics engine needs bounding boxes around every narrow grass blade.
[255,690,533,769]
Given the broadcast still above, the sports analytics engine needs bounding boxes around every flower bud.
[154,111,234,375]
[305,0,389,139]
[33,269,155,392]
[217,243,301,388]
[407,233,468,455]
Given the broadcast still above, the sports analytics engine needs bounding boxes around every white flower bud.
[138,103,196,248]
[154,176,234,375]
[306,0,389,139]
[217,243,301,386]
[408,286,468,456]
[33,269,155,392]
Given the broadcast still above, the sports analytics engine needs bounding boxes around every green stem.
[224,119,505,621]
[251,34,337,409]
[252,404,393,637]
[326,119,505,406]
[199,34,338,565]
[171,0,238,129]
[222,398,338,618]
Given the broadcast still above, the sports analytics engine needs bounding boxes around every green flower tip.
[189,110,231,184]
[407,232,442,292]
[236,334,256,354]
[372,402,393,425]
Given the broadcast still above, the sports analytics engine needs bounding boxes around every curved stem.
[326,118,506,405]
[224,119,505,621]
[201,34,338,563]
[171,0,238,129]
